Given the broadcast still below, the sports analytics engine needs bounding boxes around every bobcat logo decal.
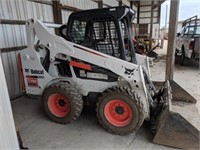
[124,68,135,76]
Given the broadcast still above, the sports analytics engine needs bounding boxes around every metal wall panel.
[140,12,158,18]
[0,55,19,150]
[104,0,118,6]
[139,18,158,24]
[103,0,134,8]
[62,10,71,23]
[140,12,151,18]
[140,6,151,11]
[140,0,152,6]
[132,4,137,11]
[61,0,98,25]
[122,0,130,6]
[139,0,160,25]
[60,0,98,9]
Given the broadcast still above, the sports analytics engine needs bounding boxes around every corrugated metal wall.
[61,0,98,23]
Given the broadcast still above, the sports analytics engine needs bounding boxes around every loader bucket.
[152,80,200,149]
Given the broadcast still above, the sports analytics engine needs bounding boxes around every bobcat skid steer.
[18,7,200,149]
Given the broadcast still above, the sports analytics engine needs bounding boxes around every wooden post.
[52,0,62,35]
[165,0,180,80]
[137,1,140,24]
[98,0,103,8]
[149,0,154,51]
[0,19,26,25]
[130,1,133,9]
[158,5,161,24]
[158,5,162,48]
[118,0,122,6]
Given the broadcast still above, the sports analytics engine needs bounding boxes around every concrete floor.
[12,98,174,150]
[12,44,199,150]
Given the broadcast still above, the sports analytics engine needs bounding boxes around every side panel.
[20,48,52,95]
[136,54,151,78]
[194,36,200,54]
[183,37,193,58]
[175,36,182,51]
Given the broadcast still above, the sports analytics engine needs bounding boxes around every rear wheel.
[42,82,83,124]
[96,87,144,135]
[175,48,178,56]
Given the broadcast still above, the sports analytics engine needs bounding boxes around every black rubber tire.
[42,82,83,124]
[181,48,185,66]
[175,49,178,56]
[96,86,144,135]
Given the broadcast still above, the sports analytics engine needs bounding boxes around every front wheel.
[96,87,144,135]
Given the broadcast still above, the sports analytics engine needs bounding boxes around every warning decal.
[26,76,38,87]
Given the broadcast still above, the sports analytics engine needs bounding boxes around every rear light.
[189,40,195,50]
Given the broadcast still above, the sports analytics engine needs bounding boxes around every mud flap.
[153,80,200,149]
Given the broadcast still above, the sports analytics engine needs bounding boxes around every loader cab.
[63,6,137,63]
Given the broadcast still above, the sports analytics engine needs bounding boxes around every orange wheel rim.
[48,93,70,117]
[104,99,133,127]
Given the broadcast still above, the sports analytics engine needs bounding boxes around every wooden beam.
[0,46,27,53]
[140,5,153,7]
[158,5,161,24]
[152,0,166,9]
[27,0,53,6]
[149,0,154,51]
[140,10,158,13]
[165,0,180,80]
[61,4,81,11]
[0,19,54,25]
[137,1,140,24]
[139,16,158,19]
[97,0,103,8]
[28,0,81,12]
[119,0,122,6]
[0,19,26,25]
[103,3,111,7]
[130,1,133,8]
[52,0,62,35]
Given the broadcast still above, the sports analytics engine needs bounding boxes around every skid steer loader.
[18,7,200,149]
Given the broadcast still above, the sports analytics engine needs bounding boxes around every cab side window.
[70,20,87,44]
[183,26,195,37]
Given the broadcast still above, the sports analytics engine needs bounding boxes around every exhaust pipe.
[153,80,200,149]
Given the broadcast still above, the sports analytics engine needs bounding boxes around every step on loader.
[18,6,200,149]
